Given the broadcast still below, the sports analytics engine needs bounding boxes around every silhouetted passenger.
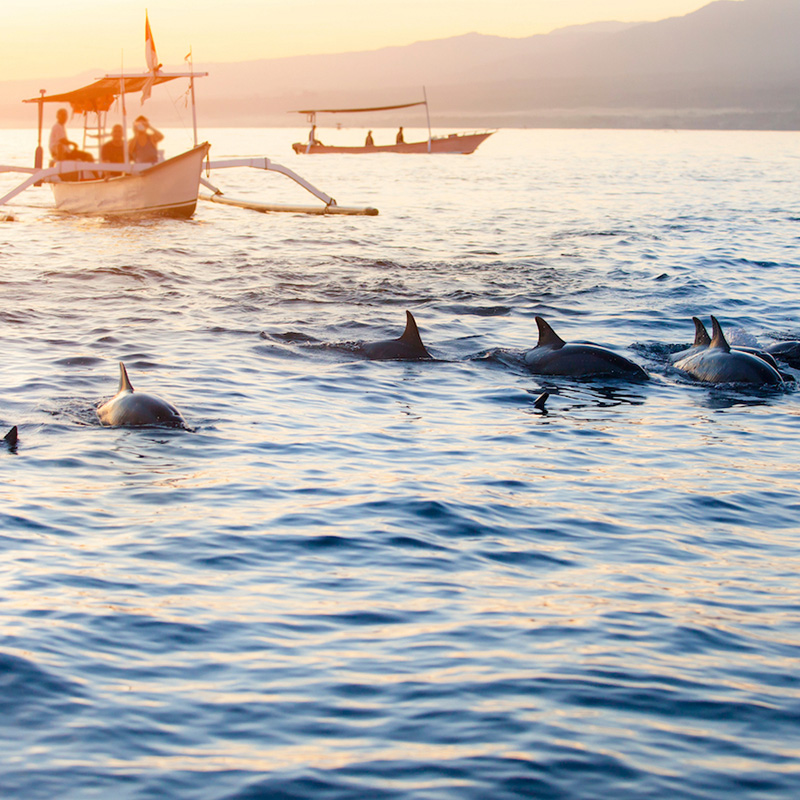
[101,124,126,175]
[49,108,93,163]
[129,115,163,164]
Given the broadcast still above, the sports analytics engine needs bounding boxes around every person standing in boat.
[365,130,374,146]
[129,115,164,163]
[396,126,405,144]
[308,125,322,146]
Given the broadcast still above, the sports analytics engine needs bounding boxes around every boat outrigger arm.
[198,159,378,215]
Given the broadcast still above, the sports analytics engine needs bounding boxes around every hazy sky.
[3,0,728,81]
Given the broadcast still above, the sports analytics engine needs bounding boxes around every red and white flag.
[141,11,161,104]
[145,12,160,73]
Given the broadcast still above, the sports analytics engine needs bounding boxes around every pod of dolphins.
[3,311,798,444]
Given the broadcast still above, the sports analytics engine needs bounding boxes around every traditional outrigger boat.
[0,20,377,218]
[291,93,494,155]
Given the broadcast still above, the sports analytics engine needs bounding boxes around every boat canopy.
[295,101,426,115]
[23,73,193,115]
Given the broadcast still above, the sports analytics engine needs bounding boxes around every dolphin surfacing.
[3,426,18,449]
[669,317,711,363]
[524,317,649,379]
[766,340,800,369]
[672,317,784,372]
[359,310,432,360]
[97,363,185,427]
[674,316,784,385]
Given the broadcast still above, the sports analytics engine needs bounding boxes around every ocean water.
[1,127,800,799]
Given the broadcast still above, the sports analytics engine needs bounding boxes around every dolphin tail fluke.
[535,317,566,349]
[119,362,134,393]
[533,391,549,411]
[709,316,731,352]
[692,317,711,346]
[400,311,431,357]
[3,426,18,447]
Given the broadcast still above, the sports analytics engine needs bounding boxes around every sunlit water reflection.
[2,128,800,799]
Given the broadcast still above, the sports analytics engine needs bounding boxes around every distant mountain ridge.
[2,0,799,130]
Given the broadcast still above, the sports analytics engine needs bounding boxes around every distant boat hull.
[51,143,210,218]
[292,131,494,155]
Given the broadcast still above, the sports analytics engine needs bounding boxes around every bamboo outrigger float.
[0,18,377,219]
[292,90,494,155]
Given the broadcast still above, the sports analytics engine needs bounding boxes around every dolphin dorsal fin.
[692,317,711,346]
[399,311,431,356]
[709,316,731,353]
[118,362,134,393]
[535,317,566,349]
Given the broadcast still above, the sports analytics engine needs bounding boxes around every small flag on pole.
[141,11,161,104]
[145,12,160,72]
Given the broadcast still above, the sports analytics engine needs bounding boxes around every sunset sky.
[3,0,728,81]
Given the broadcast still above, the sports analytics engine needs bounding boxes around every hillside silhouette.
[2,0,799,130]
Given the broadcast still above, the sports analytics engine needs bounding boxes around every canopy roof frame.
[23,72,206,114]
[295,100,426,116]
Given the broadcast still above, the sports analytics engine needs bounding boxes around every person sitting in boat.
[129,115,164,164]
[49,108,72,160]
[49,108,93,163]
[396,126,405,144]
[100,124,126,175]
[365,130,374,146]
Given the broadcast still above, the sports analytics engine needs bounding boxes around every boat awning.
[23,73,199,114]
[295,101,426,115]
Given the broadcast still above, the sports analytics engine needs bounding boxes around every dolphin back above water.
[765,340,800,369]
[673,316,784,385]
[669,317,711,363]
[359,310,432,360]
[523,317,649,379]
[672,317,784,373]
[97,363,185,427]
[3,426,18,449]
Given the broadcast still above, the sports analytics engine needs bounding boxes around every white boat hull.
[51,143,210,218]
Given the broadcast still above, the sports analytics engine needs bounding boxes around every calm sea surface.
[1,127,800,799]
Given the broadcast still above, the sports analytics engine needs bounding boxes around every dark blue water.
[1,128,800,799]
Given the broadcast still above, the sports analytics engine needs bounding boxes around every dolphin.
[359,310,431,360]
[765,340,800,369]
[669,317,711,363]
[523,317,649,379]
[671,317,784,372]
[3,426,18,449]
[97,363,185,427]
[674,316,784,385]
